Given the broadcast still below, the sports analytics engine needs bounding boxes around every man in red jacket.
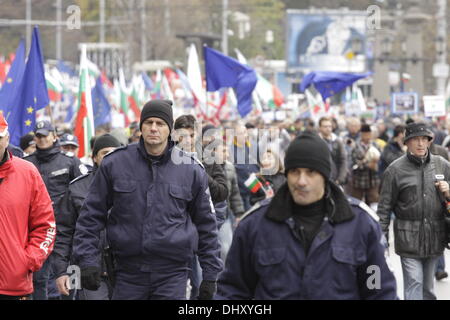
[0,113,55,300]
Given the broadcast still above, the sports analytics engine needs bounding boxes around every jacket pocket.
[331,246,365,266]
[430,219,446,254]
[330,246,364,295]
[112,180,136,210]
[255,247,287,296]
[0,244,32,292]
[168,184,192,216]
[394,220,420,255]
[257,247,286,266]
[398,186,417,208]
[113,180,136,193]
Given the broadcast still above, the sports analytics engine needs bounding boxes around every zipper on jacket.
[285,217,307,297]
[421,162,427,256]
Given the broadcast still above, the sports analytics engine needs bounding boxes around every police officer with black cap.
[24,120,88,300]
[59,133,80,158]
[378,122,450,300]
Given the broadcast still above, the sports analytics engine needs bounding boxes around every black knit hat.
[93,134,121,157]
[20,133,36,151]
[284,131,331,180]
[139,100,174,131]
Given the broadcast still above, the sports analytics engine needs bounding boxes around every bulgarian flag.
[305,89,326,119]
[272,84,284,107]
[74,45,95,159]
[118,69,132,125]
[128,76,142,120]
[45,72,63,102]
[244,173,263,194]
[255,74,284,109]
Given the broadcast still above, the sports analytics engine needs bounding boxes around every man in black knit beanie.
[73,100,222,300]
[217,131,398,300]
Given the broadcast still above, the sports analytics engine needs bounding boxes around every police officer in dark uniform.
[59,133,80,158]
[73,100,222,300]
[53,134,121,300]
[24,120,88,300]
[218,132,397,300]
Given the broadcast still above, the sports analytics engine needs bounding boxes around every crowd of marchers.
[1,100,450,300]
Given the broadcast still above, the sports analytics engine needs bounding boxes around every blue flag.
[0,39,26,118]
[8,27,49,146]
[204,46,257,118]
[141,72,154,91]
[299,71,372,101]
[56,60,76,77]
[64,94,76,124]
[92,76,111,127]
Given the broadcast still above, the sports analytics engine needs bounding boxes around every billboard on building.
[286,9,367,73]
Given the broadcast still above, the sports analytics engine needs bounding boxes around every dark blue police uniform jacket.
[73,138,222,281]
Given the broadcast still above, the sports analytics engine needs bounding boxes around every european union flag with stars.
[92,76,111,127]
[0,39,26,119]
[8,26,49,146]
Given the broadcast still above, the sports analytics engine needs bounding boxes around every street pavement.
[387,223,450,300]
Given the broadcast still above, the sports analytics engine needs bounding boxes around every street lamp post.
[400,40,406,92]
[434,36,448,96]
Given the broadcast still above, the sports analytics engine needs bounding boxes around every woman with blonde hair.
[249,148,286,205]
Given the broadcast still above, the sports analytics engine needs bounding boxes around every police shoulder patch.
[79,164,89,175]
[348,196,379,222]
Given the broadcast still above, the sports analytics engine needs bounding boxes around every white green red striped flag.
[74,45,95,159]
[118,69,133,125]
[244,173,263,193]
[128,75,143,120]
[45,71,63,102]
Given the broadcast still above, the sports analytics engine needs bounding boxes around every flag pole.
[203,44,208,122]
[46,105,54,125]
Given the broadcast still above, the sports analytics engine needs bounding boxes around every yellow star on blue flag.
[0,39,25,118]
[5,27,50,146]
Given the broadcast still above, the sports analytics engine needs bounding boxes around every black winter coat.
[204,162,228,204]
[24,143,85,211]
[377,152,450,258]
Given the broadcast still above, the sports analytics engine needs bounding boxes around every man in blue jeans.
[377,122,450,300]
